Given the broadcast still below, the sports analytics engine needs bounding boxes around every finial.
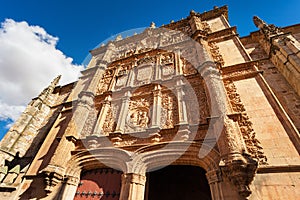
[253,16,267,29]
[150,22,156,28]
[213,6,219,9]
[38,75,61,102]
[170,20,174,23]
[115,34,122,41]
[253,16,281,37]
[51,75,61,88]
[190,10,196,16]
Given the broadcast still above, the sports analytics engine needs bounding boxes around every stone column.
[206,170,223,200]
[175,79,188,125]
[120,173,146,200]
[114,91,131,134]
[198,62,257,199]
[60,175,80,200]
[127,66,136,87]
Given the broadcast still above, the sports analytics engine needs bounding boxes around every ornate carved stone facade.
[0,5,300,200]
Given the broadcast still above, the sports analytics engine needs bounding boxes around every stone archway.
[145,165,212,200]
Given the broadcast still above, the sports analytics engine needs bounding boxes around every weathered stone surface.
[0,5,299,200]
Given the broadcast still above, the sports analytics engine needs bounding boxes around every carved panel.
[136,66,153,83]
[96,69,114,95]
[125,98,150,133]
[81,109,97,137]
[161,53,176,79]
[102,103,120,135]
[224,80,267,164]
[184,77,208,124]
[114,64,132,90]
[161,93,174,129]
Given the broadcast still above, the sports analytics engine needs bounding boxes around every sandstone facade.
[0,6,299,200]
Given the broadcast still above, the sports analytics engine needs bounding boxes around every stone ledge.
[257,165,300,173]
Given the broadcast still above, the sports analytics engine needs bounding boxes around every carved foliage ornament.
[209,42,225,68]
[96,69,114,95]
[161,94,174,128]
[224,80,267,165]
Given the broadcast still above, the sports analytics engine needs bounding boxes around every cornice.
[221,61,263,81]
[206,27,238,43]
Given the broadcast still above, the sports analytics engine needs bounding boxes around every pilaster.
[150,84,162,128]
[199,62,258,199]
[114,91,131,134]
[120,173,146,200]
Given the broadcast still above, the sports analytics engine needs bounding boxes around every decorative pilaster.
[114,91,131,134]
[150,84,162,128]
[198,62,258,199]
[119,173,146,200]
[93,95,112,136]
[175,79,188,125]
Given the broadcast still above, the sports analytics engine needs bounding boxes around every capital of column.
[77,91,95,109]
[64,175,80,186]
[206,169,222,184]
[122,173,146,186]
[197,61,220,79]
[96,60,109,69]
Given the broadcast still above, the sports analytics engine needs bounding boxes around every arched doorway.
[74,168,122,200]
[145,165,212,200]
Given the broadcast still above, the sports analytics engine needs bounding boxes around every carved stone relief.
[114,64,132,90]
[81,109,97,137]
[182,59,197,75]
[96,69,114,95]
[125,98,150,132]
[209,42,225,68]
[161,93,174,129]
[102,103,119,135]
[224,80,268,164]
[136,66,153,84]
[180,48,199,75]
[161,53,176,78]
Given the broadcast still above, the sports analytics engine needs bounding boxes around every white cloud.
[0,19,84,121]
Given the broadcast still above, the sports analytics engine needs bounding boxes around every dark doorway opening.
[146,165,212,200]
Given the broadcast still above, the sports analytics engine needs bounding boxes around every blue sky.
[0,0,300,139]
